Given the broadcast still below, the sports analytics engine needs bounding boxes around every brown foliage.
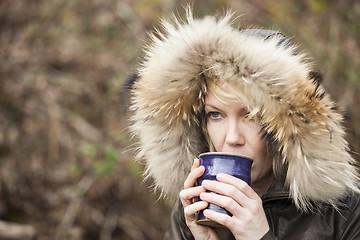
[0,0,359,239]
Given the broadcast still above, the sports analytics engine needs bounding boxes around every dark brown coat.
[165,180,360,239]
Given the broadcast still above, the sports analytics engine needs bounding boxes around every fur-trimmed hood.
[129,11,359,210]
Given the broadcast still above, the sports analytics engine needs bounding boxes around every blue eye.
[208,111,221,119]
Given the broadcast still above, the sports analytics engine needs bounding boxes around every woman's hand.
[199,173,269,240]
[179,159,226,240]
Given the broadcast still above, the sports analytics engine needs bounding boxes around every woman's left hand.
[199,173,269,240]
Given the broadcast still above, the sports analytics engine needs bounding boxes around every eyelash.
[207,111,222,120]
[206,111,255,121]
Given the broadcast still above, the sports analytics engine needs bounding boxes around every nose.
[225,118,245,147]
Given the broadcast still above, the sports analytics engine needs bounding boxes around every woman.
[128,9,360,239]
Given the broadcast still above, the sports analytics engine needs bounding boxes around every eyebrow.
[204,103,222,111]
[205,102,250,117]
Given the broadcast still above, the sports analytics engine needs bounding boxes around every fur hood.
[129,11,359,210]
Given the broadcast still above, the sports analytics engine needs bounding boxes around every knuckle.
[249,200,262,214]
[183,206,192,216]
[218,197,236,213]
[221,215,234,227]
[255,197,263,206]
[223,185,237,196]
[223,197,234,209]
[183,176,194,189]
[179,189,188,200]
[183,180,190,189]
[179,190,185,198]
[237,181,248,192]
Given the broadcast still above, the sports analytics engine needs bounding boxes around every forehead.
[205,82,242,106]
[205,91,249,113]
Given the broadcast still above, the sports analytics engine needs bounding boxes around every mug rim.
[199,152,253,162]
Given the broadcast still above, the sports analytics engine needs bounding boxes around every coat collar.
[262,179,291,203]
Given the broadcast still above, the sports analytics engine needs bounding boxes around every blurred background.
[0,0,359,239]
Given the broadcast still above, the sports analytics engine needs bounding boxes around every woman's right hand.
[179,159,225,240]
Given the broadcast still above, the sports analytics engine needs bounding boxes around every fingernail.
[199,192,204,200]
[201,180,210,186]
[202,201,209,207]
[216,173,226,180]
[203,209,210,217]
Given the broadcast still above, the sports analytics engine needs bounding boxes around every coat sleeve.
[164,199,195,240]
[338,192,360,240]
[260,230,277,240]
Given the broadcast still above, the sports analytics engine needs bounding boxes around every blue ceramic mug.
[196,152,253,227]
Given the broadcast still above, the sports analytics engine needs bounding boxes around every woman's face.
[205,87,273,188]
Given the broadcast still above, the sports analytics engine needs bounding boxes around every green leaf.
[80,144,97,157]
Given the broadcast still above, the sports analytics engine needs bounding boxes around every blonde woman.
[128,10,360,240]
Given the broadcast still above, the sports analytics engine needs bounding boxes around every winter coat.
[128,9,360,239]
[165,180,360,239]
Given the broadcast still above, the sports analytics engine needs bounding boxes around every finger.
[203,208,236,229]
[217,173,258,200]
[183,201,208,220]
[201,180,247,207]
[184,165,205,189]
[191,158,200,171]
[200,191,242,216]
[179,186,206,206]
[202,177,263,215]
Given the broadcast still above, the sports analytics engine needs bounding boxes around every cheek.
[253,140,272,170]
[249,123,267,154]
[249,130,271,164]
[254,138,270,163]
[255,138,268,156]
[206,123,223,151]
